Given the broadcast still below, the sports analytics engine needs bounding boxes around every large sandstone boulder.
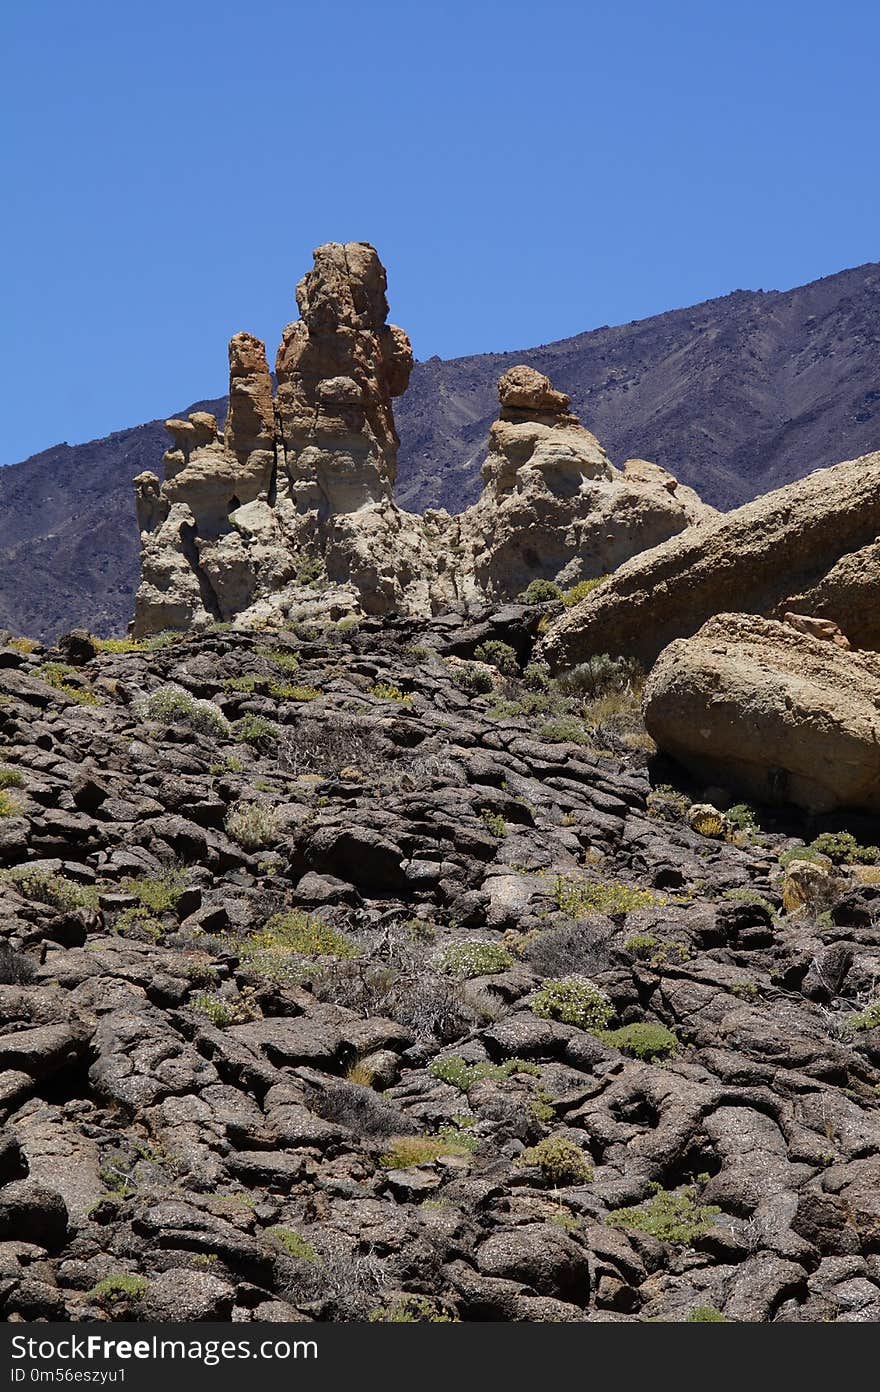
[642,613,880,814]
[455,367,712,604]
[538,453,880,671]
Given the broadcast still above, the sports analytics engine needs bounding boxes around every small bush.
[285,685,321,702]
[482,810,507,838]
[0,790,22,817]
[2,866,99,911]
[848,1001,880,1033]
[370,682,411,702]
[523,662,551,690]
[563,577,610,606]
[452,663,494,695]
[0,768,24,789]
[518,579,562,604]
[539,717,595,746]
[311,1082,410,1138]
[600,1022,678,1060]
[607,1184,720,1245]
[261,647,300,673]
[554,874,663,917]
[0,943,37,984]
[225,802,281,850]
[279,717,382,778]
[623,933,660,959]
[37,662,100,706]
[122,870,186,914]
[380,1134,472,1167]
[532,976,613,1031]
[141,686,230,738]
[94,636,143,654]
[778,844,828,869]
[556,653,642,699]
[687,1305,728,1322]
[88,1274,148,1304]
[809,831,879,865]
[193,992,232,1027]
[435,940,513,978]
[7,636,40,654]
[429,1055,539,1091]
[267,1227,317,1261]
[242,911,358,972]
[527,921,615,979]
[473,640,519,676]
[232,715,280,749]
[518,1136,593,1185]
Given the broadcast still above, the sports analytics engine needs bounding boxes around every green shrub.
[778,845,828,869]
[518,579,563,604]
[482,810,507,838]
[687,1305,728,1322]
[141,686,230,738]
[809,831,879,865]
[607,1184,720,1245]
[0,790,22,817]
[225,802,281,850]
[370,682,411,702]
[0,767,24,789]
[554,874,664,917]
[623,933,660,959]
[2,866,99,911]
[523,662,551,690]
[518,1135,593,1184]
[435,941,513,978]
[285,685,321,702]
[232,715,280,749]
[563,577,610,606]
[261,647,300,673]
[532,976,613,1031]
[266,1227,316,1260]
[726,803,759,833]
[429,1055,539,1090]
[556,653,643,698]
[37,662,101,706]
[242,911,358,969]
[847,1001,880,1033]
[94,636,143,654]
[600,1023,678,1061]
[88,1274,148,1304]
[452,663,494,695]
[193,992,232,1027]
[473,640,519,676]
[380,1134,472,1167]
[122,869,186,914]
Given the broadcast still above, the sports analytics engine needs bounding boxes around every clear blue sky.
[3,0,879,463]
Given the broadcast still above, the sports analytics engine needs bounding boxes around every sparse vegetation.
[518,579,562,604]
[0,767,24,789]
[532,975,613,1031]
[600,1022,678,1061]
[436,940,513,978]
[473,640,519,676]
[517,1135,594,1184]
[88,1274,148,1305]
[370,682,411,702]
[232,714,280,749]
[607,1184,720,1245]
[452,662,494,695]
[2,866,99,911]
[563,576,610,605]
[429,1055,539,1090]
[380,1133,473,1167]
[687,1305,728,1322]
[369,1295,457,1322]
[847,1001,880,1033]
[140,686,230,737]
[809,831,879,865]
[37,661,101,705]
[241,911,358,978]
[193,992,233,1027]
[225,801,281,850]
[267,1227,317,1261]
[554,873,663,917]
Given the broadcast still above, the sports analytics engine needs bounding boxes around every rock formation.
[643,613,880,814]
[454,366,711,605]
[538,453,880,671]
[132,245,712,636]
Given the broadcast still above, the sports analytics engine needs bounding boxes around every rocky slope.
[3,261,880,642]
[2,613,880,1322]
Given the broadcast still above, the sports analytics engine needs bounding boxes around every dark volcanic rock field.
[1,613,880,1323]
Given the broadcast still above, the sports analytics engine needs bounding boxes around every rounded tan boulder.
[642,613,880,814]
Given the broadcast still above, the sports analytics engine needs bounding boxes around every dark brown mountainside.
[2,261,879,641]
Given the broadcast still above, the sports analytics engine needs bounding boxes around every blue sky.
[3,0,879,463]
